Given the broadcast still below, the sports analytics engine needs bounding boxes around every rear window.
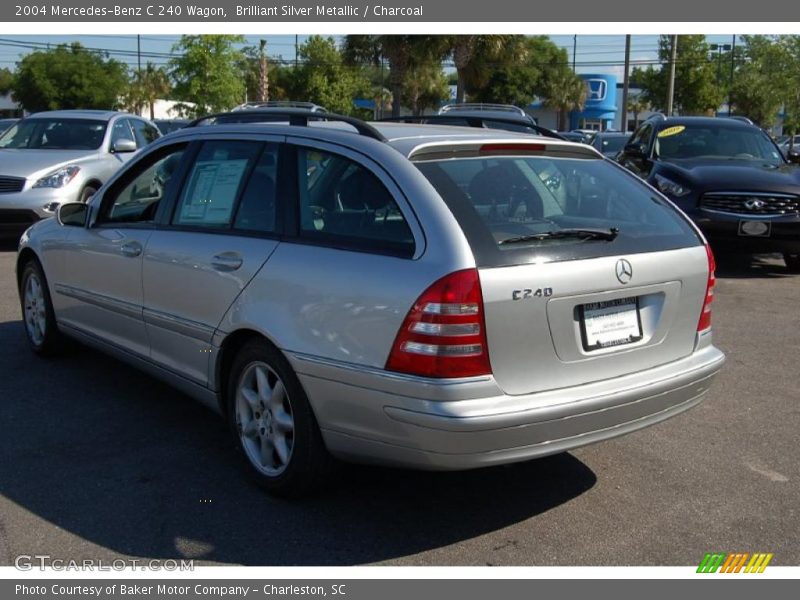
[415,154,701,267]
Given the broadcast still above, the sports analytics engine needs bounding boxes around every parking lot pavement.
[0,244,797,567]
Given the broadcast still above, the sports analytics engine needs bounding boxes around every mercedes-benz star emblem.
[615,259,633,284]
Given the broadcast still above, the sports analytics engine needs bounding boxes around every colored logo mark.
[697,552,774,573]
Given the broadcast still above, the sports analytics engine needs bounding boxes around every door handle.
[120,241,142,257]
[211,252,243,272]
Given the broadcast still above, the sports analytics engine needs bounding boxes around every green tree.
[779,36,800,143]
[169,35,246,117]
[633,35,723,115]
[468,37,570,108]
[288,36,370,115]
[12,43,128,112]
[626,94,650,131]
[0,68,14,95]
[542,66,587,131]
[343,35,449,116]
[401,62,449,115]
[446,35,522,103]
[729,36,788,127]
[123,63,171,120]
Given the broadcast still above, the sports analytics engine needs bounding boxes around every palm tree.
[447,35,523,103]
[126,63,171,120]
[543,69,587,131]
[627,94,650,131]
[344,36,448,117]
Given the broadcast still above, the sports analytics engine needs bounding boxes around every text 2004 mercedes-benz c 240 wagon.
[17,111,725,495]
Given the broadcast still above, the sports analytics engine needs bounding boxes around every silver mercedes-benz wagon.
[16,110,725,495]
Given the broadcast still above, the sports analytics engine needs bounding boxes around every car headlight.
[33,165,81,189]
[654,173,691,198]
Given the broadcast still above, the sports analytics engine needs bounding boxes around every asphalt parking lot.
[0,242,797,567]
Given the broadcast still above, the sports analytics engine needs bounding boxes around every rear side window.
[296,148,415,257]
[415,154,701,267]
[173,141,261,228]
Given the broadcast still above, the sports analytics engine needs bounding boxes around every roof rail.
[644,113,668,122]
[233,101,328,113]
[187,109,387,142]
[378,114,565,141]
[439,103,528,117]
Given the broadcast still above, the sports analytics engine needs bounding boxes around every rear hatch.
[414,141,710,395]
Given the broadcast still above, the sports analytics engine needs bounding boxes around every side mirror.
[56,202,88,227]
[788,148,800,164]
[623,142,648,159]
[112,138,137,153]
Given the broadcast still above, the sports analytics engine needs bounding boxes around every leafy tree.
[169,35,247,117]
[446,35,522,103]
[401,62,449,115]
[12,43,128,112]
[123,63,171,120]
[468,37,571,108]
[287,36,370,115]
[633,35,723,115]
[0,68,13,95]
[779,36,800,143]
[728,36,788,127]
[343,35,449,116]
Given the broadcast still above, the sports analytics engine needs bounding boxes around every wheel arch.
[16,247,41,290]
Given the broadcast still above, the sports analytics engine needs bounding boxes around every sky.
[0,34,743,78]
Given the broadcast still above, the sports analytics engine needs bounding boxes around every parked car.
[153,119,189,135]
[617,115,800,271]
[778,135,800,158]
[0,110,160,237]
[557,131,588,143]
[17,110,724,495]
[591,132,630,158]
[233,101,328,113]
[437,103,540,130]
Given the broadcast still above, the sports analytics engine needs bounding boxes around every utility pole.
[621,34,631,132]
[666,35,678,116]
[136,34,141,73]
[258,39,269,103]
[729,34,736,116]
[572,35,577,72]
[295,34,299,69]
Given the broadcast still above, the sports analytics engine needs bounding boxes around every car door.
[618,122,654,178]
[55,143,189,357]
[141,137,284,385]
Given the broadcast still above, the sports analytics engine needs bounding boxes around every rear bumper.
[290,341,725,470]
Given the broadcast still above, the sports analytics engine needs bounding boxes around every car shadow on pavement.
[0,319,596,566]
[713,251,795,279]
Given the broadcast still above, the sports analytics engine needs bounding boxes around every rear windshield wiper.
[499,227,619,245]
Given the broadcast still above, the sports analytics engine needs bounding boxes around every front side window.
[173,141,262,228]
[110,119,135,147]
[416,153,700,267]
[0,118,107,150]
[296,148,415,257]
[100,146,187,224]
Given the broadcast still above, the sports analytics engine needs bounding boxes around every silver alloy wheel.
[23,272,47,346]
[235,361,295,476]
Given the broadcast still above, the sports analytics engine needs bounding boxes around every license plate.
[580,297,643,351]
[738,220,771,237]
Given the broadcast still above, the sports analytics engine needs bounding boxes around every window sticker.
[658,125,686,138]
[179,159,248,224]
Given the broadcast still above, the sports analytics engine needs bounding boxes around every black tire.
[78,185,98,204]
[225,339,333,496]
[19,259,63,355]
[784,253,800,273]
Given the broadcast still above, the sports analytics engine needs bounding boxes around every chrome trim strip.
[699,208,794,219]
[143,307,215,343]
[703,191,798,198]
[289,350,493,386]
[54,283,141,319]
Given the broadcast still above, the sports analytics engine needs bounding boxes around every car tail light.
[697,244,716,332]
[386,269,491,378]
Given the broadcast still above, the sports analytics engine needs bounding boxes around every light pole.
[709,42,732,115]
